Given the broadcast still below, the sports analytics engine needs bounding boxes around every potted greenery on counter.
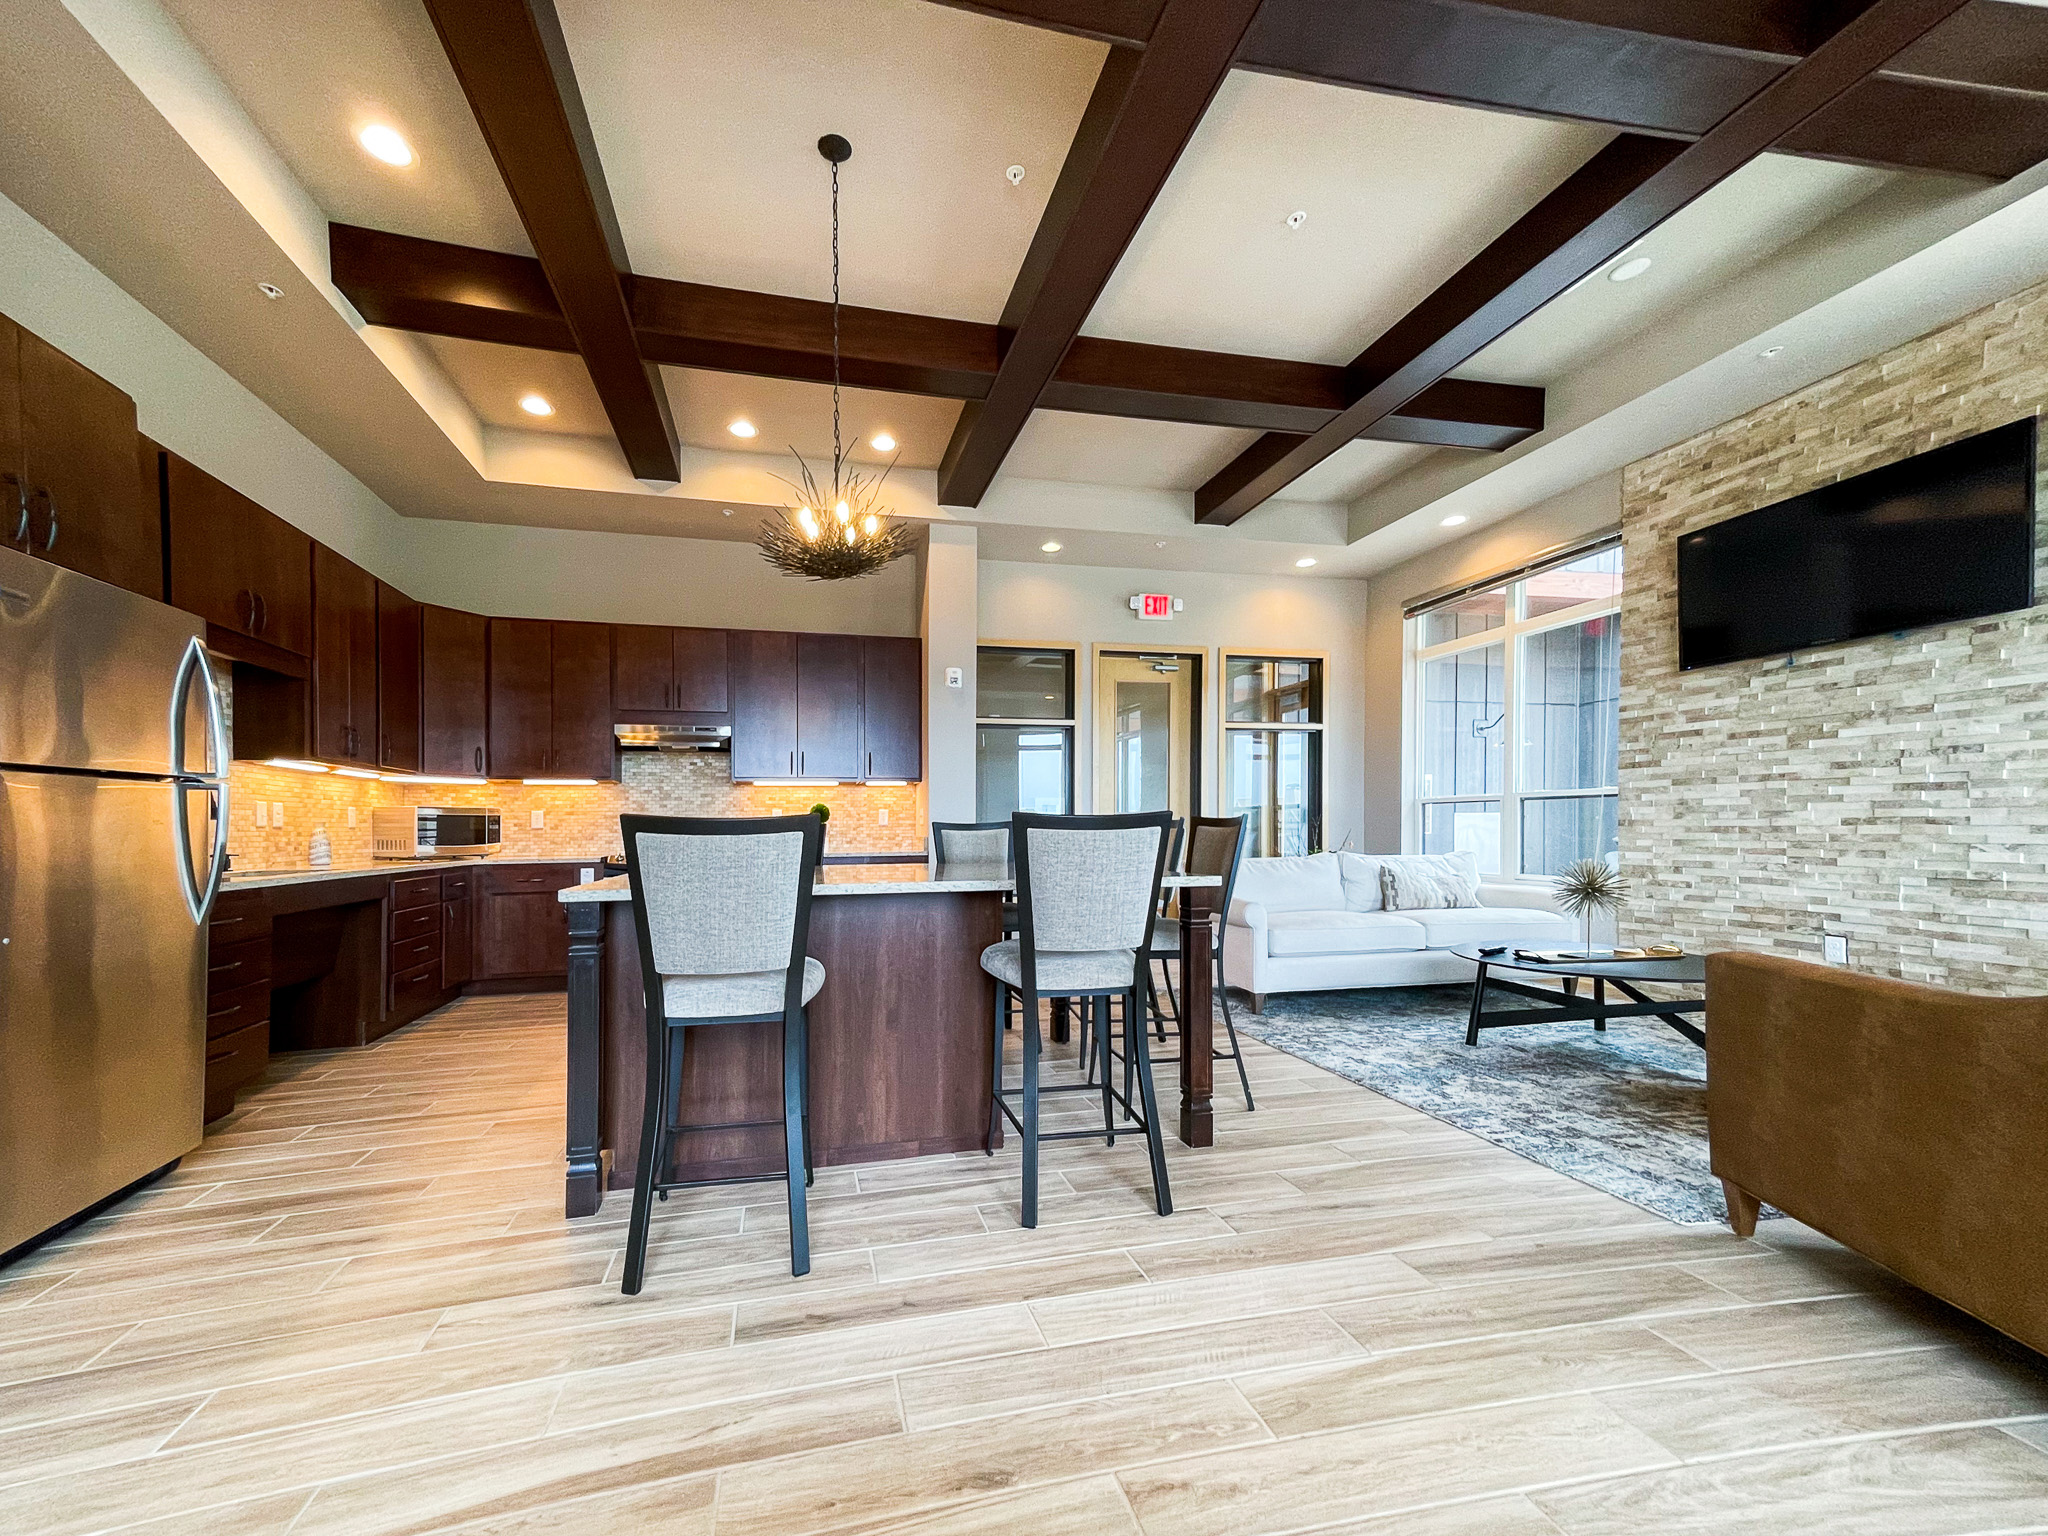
[811,801,830,856]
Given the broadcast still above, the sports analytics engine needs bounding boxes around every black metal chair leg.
[654,1022,687,1202]
[1022,990,1041,1228]
[986,979,1006,1155]
[1096,996,1116,1146]
[1129,987,1173,1216]
[1079,994,1096,1084]
[1158,956,1178,1039]
[622,1020,672,1296]
[781,1007,810,1277]
[797,1005,814,1185]
[1221,1008,1255,1111]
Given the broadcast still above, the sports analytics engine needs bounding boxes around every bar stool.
[1143,814,1255,1109]
[933,820,1019,1026]
[618,813,824,1291]
[981,811,1175,1228]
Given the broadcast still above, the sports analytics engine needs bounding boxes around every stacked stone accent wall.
[1617,278,2048,994]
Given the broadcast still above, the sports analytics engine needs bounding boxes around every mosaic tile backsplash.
[226,751,926,870]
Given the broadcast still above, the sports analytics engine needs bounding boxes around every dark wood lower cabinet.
[475,865,580,982]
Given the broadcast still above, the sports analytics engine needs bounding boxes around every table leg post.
[1594,974,1607,1031]
[1050,997,1071,1045]
[1465,963,1488,1047]
[564,901,606,1218]
[1178,895,1215,1147]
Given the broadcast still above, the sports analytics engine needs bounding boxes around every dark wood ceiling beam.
[935,0,1269,507]
[422,0,679,481]
[919,0,1167,45]
[1194,0,1974,525]
[328,223,1543,449]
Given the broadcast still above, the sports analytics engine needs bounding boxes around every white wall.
[921,524,980,824]
[977,560,1371,849]
[1357,473,1621,853]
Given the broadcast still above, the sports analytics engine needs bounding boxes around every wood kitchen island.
[558,862,1222,1216]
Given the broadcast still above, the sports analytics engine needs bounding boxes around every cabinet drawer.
[207,907,271,947]
[391,904,442,943]
[439,871,474,901]
[389,933,440,972]
[393,959,441,1008]
[391,874,441,912]
[205,978,272,1041]
[482,865,581,897]
[207,936,273,997]
[205,1019,269,1091]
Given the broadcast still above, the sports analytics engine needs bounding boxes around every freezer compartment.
[0,770,208,1255]
[0,544,212,778]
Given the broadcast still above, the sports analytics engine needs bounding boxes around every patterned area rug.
[1234,983,1768,1226]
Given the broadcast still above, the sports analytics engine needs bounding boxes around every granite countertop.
[559,863,1223,903]
[222,855,609,893]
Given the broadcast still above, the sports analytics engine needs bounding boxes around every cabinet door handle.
[475,746,484,773]
[254,593,268,634]
[41,493,56,551]
[867,751,873,777]
[800,751,805,775]
[3,475,26,546]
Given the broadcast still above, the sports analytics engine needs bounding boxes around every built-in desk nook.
[558,862,1223,1216]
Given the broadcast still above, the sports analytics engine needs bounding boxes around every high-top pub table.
[557,861,1222,1216]
[1454,946,1708,1048]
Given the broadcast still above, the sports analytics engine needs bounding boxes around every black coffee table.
[1450,947,1708,1048]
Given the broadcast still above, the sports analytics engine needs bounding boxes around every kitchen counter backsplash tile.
[225,751,925,869]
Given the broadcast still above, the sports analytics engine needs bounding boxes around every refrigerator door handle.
[169,636,232,924]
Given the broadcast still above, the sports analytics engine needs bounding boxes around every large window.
[1411,546,1621,878]
[976,646,1075,819]
[1223,653,1324,858]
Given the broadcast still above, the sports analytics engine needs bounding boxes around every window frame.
[1407,551,1621,881]
[1218,648,1329,857]
[975,641,1078,818]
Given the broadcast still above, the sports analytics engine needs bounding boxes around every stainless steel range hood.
[614,723,732,752]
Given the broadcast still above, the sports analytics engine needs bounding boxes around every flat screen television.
[1677,417,2038,671]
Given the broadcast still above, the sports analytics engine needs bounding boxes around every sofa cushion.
[1410,904,1575,949]
[1234,853,1346,914]
[1335,853,1388,911]
[1265,910,1429,957]
[1381,852,1481,911]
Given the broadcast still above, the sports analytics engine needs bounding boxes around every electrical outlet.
[878,808,888,825]
[1823,933,1849,966]
[254,802,268,828]
[531,810,545,831]
[580,867,595,884]
[346,807,357,828]
[272,802,285,828]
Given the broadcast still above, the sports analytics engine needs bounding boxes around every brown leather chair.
[1707,951,2048,1359]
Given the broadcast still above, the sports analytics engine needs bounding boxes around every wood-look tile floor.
[3,994,2047,1535]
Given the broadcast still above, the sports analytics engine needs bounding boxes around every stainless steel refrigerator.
[0,544,229,1258]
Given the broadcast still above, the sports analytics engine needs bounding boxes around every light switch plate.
[531,810,545,831]
[878,808,888,825]
[346,807,357,828]
[580,867,595,883]
[945,666,963,689]
[272,801,285,827]
[1823,933,1849,965]
[254,802,268,828]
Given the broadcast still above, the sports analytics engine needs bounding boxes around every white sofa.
[1222,851,1576,1008]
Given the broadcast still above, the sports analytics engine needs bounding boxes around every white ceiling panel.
[1003,412,1261,491]
[159,0,531,255]
[558,0,1104,321]
[1087,72,1611,362]
[1288,438,1440,503]
[659,368,961,470]
[417,335,609,435]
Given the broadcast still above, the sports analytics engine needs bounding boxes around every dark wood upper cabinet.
[421,605,488,778]
[613,624,672,713]
[1,319,157,599]
[487,618,552,779]
[377,583,422,773]
[164,452,312,656]
[730,629,799,781]
[550,622,614,779]
[311,544,377,764]
[796,633,864,781]
[862,636,922,781]
[673,627,730,713]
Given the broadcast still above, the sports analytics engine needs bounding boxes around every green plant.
[1554,857,1630,950]
[810,802,831,822]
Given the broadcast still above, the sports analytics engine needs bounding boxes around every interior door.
[796,632,864,780]
[1094,652,1196,821]
[0,770,206,1255]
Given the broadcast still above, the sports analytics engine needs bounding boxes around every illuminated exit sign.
[1129,593,1183,621]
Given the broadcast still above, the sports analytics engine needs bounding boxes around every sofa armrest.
[1477,882,1561,913]
[1228,898,1267,930]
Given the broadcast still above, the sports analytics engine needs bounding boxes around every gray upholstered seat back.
[632,829,804,977]
[1022,825,1161,953]
[1188,822,1240,879]
[935,826,1010,863]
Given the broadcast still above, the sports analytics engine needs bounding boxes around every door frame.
[1088,644,1206,822]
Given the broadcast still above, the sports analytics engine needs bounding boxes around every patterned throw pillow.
[1379,852,1481,911]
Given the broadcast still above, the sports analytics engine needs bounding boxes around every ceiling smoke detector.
[1285,210,1308,231]
[256,282,284,301]
[1005,164,1026,186]
[1759,345,1786,360]
[1609,256,1653,283]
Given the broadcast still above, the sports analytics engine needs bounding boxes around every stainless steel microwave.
[371,806,503,860]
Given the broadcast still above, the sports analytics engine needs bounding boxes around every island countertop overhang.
[559,864,1220,902]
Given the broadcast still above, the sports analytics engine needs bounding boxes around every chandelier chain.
[830,158,841,495]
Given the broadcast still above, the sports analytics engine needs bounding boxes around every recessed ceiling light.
[1609,256,1653,283]
[1758,345,1786,360]
[729,419,757,438]
[1295,557,1317,568]
[519,393,554,417]
[256,281,284,301]
[1154,541,1166,549]
[1285,210,1308,230]
[1441,514,1468,527]
[357,123,414,167]
[871,433,896,452]
[1041,541,1062,553]
[722,507,734,517]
